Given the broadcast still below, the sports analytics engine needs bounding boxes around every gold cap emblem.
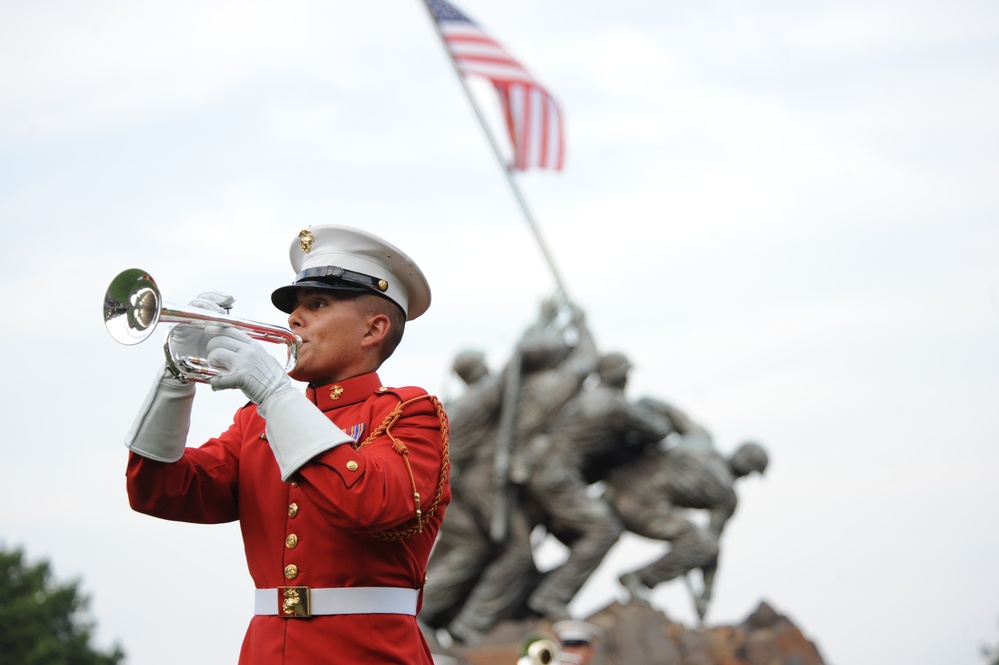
[298,229,314,253]
[377,279,388,292]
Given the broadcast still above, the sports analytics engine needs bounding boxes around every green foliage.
[0,546,125,665]
[983,618,999,665]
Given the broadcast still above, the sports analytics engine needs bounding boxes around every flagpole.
[421,0,570,301]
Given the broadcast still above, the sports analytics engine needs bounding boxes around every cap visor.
[270,280,369,313]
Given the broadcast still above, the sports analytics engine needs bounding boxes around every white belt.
[255,586,419,618]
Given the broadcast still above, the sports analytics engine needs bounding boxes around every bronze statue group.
[421,296,769,645]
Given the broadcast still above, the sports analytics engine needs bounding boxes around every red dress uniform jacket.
[126,372,451,664]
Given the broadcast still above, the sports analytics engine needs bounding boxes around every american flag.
[427,0,565,171]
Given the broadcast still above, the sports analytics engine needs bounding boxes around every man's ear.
[361,312,391,349]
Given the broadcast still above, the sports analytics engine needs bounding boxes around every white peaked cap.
[271,225,431,320]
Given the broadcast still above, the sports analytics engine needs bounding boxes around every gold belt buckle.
[278,586,311,618]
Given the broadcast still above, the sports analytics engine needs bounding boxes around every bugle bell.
[527,639,560,665]
[518,633,562,665]
[103,268,300,383]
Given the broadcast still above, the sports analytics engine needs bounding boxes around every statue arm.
[707,493,737,540]
[620,398,675,446]
[697,558,719,617]
[695,496,736,618]
[661,403,713,441]
[559,312,599,379]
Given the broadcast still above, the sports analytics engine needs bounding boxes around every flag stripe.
[429,0,564,171]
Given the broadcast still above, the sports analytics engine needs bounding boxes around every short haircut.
[356,293,406,362]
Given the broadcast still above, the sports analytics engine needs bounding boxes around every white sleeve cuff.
[124,368,195,462]
[257,388,355,481]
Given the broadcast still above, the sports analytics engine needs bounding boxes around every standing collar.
[306,372,384,411]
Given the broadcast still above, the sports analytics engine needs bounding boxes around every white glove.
[170,292,237,362]
[204,324,289,404]
[190,292,235,313]
[203,324,353,480]
[124,367,195,462]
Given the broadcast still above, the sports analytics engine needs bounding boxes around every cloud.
[0,1,345,140]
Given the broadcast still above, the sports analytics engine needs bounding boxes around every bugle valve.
[104,268,300,383]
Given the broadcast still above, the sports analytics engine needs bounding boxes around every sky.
[1,1,997,664]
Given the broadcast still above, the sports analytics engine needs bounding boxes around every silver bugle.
[103,268,300,383]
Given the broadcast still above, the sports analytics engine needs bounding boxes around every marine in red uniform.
[124,225,450,664]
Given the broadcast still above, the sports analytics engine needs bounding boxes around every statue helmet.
[597,352,633,386]
[452,349,489,386]
[730,441,769,477]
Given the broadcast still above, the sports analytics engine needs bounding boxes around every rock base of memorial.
[429,600,826,665]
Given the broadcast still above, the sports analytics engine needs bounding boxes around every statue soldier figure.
[604,438,769,620]
[520,352,674,620]
[443,353,673,640]
[424,298,599,643]
[419,349,505,633]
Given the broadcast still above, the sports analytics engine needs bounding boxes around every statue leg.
[525,473,623,619]
[447,506,537,643]
[607,498,717,600]
[422,500,496,629]
[622,524,719,591]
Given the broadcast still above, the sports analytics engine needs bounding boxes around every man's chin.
[290,369,335,386]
